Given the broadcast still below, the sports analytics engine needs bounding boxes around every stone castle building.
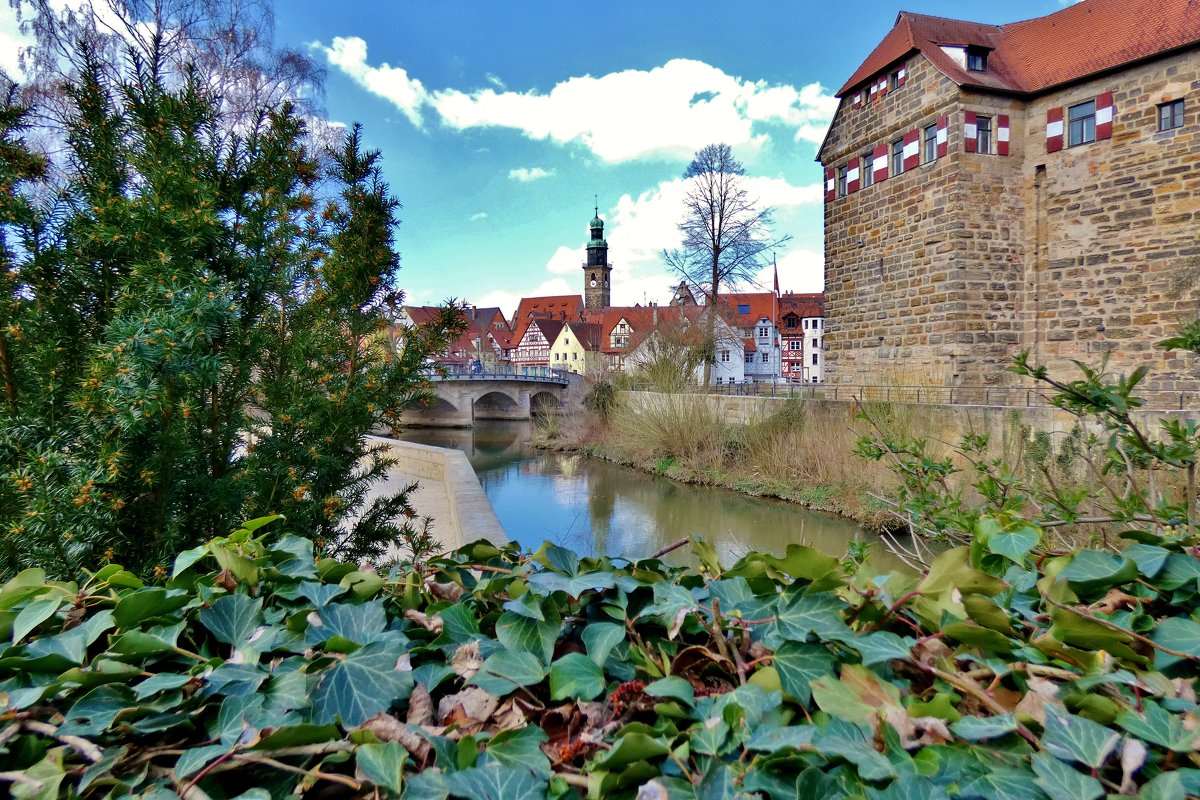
[818,0,1200,389]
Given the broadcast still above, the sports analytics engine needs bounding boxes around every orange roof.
[720,292,777,326]
[513,295,583,322]
[564,322,603,351]
[779,293,824,319]
[839,0,1200,97]
[742,338,758,353]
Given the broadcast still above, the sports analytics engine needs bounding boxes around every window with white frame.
[720,350,730,362]
[1068,100,1096,146]
[757,326,769,338]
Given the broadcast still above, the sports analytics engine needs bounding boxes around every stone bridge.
[401,366,585,427]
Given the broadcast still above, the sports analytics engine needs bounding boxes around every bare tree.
[9,0,326,155]
[661,143,789,384]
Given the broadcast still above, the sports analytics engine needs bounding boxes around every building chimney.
[653,305,658,326]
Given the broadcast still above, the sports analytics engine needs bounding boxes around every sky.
[3,0,1078,317]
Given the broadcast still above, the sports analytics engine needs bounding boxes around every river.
[399,421,904,570]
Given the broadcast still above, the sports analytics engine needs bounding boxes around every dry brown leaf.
[358,713,431,760]
[636,780,669,800]
[912,637,953,668]
[450,641,483,679]
[404,609,444,634]
[438,686,499,728]
[1119,736,1147,794]
[426,578,464,602]
[1090,588,1140,615]
[884,706,953,749]
[1174,678,1198,704]
[408,683,434,727]
[1014,676,1061,724]
[491,697,528,730]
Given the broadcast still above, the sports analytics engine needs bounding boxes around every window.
[891,139,904,176]
[812,353,819,366]
[720,350,730,362]
[565,338,570,346]
[745,353,754,364]
[1068,100,1096,146]
[923,124,938,163]
[803,320,809,329]
[737,303,750,314]
[789,341,801,351]
[812,338,818,348]
[617,322,627,332]
[836,166,847,197]
[572,353,577,361]
[966,48,987,72]
[889,70,900,91]
[1159,99,1185,131]
[757,326,769,338]
[976,115,992,154]
[761,353,769,363]
[861,151,873,188]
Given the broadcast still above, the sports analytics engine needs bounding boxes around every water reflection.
[399,421,901,570]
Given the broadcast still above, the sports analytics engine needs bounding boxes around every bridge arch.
[530,390,561,416]
[474,390,526,420]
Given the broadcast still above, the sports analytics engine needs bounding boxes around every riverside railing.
[422,364,572,384]
[630,381,1199,412]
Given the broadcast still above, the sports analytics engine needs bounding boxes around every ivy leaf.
[442,764,547,800]
[744,725,817,752]
[772,642,834,704]
[831,630,913,666]
[950,714,1018,742]
[1030,753,1103,800]
[112,588,191,628]
[1151,617,1200,670]
[526,570,615,599]
[775,593,849,642]
[582,622,625,668]
[357,741,407,794]
[549,653,605,701]
[644,675,695,706]
[481,727,551,779]
[14,595,63,645]
[812,719,896,782]
[590,733,670,770]
[1042,708,1119,769]
[311,641,413,726]
[200,595,263,646]
[468,650,546,696]
[495,608,559,665]
[986,524,1041,564]
[308,601,390,648]
[1116,701,1200,751]
[1122,543,1170,578]
[1058,552,1138,595]
[959,770,1044,800]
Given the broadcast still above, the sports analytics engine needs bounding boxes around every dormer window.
[966,48,987,72]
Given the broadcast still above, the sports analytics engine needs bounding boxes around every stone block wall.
[823,49,1200,391]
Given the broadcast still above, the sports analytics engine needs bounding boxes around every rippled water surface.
[399,421,905,570]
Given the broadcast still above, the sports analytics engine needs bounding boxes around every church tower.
[583,204,612,309]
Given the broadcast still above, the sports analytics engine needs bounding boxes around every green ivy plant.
[2,515,1200,798]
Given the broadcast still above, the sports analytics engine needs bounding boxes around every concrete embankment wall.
[365,436,507,550]
[619,391,1200,443]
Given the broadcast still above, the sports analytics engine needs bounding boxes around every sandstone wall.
[822,49,1200,391]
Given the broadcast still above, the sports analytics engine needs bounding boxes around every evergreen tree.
[0,52,460,577]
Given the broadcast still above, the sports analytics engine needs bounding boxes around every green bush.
[4,517,1200,798]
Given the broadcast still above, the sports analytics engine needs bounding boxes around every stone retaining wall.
[619,390,1199,443]
[364,436,507,551]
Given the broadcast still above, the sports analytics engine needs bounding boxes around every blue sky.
[5,1,1076,316]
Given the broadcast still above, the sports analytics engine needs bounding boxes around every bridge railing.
[422,364,571,384]
[628,380,1198,412]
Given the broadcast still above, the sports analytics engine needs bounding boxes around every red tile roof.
[779,293,824,320]
[838,0,1200,97]
[720,292,778,326]
[564,322,603,351]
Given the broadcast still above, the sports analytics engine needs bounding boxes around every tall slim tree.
[662,143,789,384]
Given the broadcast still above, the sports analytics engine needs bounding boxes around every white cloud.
[315,43,838,162]
[312,36,428,127]
[545,246,579,274]
[475,277,573,320]
[508,166,554,182]
[0,4,29,79]
[485,73,506,90]
[470,211,488,222]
